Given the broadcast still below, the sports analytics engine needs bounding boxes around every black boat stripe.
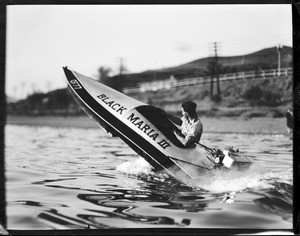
[63,67,194,179]
[64,69,171,171]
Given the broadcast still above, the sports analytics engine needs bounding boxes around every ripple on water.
[5,125,293,230]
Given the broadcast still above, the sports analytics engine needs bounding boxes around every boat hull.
[63,67,218,179]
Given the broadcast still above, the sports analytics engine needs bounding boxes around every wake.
[116,156,292,194]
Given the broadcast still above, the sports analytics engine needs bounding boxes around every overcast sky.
[6,4,292,99]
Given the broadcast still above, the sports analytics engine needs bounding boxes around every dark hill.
[181,45,292,69]
[122,46,292,86]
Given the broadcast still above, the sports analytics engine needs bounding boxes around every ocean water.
[4,124,293,232]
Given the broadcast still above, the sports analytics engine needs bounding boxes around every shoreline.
[5,115,288,135]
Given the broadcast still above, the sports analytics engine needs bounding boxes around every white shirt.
[181,116,203,146]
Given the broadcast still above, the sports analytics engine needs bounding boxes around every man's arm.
[174,131,196,148]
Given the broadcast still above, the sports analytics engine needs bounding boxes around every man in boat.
[164,101,203,148]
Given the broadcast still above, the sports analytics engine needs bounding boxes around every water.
[5,125,293,231]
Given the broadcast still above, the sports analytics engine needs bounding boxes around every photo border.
[1,0,298,235]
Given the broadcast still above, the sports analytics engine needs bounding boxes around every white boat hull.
[63,67,251,180]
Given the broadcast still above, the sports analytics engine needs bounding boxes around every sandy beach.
[5,115,288,135]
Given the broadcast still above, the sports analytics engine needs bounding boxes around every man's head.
[181,101,197,118]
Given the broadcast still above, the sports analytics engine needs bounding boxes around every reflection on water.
[5,125,293,230]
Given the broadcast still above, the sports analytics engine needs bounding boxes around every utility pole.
[116,57,127,92]
[31,83,35,95]
[119,57,126,75]
[277,44,282,76]
[209,42,221,98]
[214,42,221,95]
[47,81,52,93]
[21,81,26,99]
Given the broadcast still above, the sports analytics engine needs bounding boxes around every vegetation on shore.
[6,46,293,119]
[6,74,292,119]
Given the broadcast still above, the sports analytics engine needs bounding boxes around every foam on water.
[117,157,291,194]
[198,172,273,193]
[116,157,154,175]
[190,163,292,193]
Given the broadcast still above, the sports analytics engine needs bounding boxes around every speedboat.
[63,67,252,180]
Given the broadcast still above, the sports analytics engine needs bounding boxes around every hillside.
[131,74,292,118]
[119,46,292,86]
[7,74,293,119]
[6,45,293,118]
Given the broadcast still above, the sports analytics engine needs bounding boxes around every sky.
[6,4,292,99]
